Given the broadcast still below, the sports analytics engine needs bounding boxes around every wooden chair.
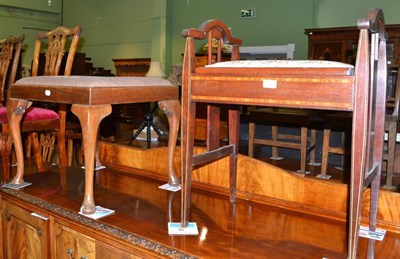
[248,107,318,174]
[0,36,24,107]
[0,35,25,181]
[319,111,352,177]
[0,25,81,181]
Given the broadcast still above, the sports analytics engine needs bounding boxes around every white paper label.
[168,222,199,235]
[45,90,51,96]
[262,80,277,89]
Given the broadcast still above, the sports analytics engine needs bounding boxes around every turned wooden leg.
[158,99,180,186]
[71,104,111,214]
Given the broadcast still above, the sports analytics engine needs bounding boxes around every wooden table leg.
[7,99,31,185]
[71,104,111,214]
[158,100,180,186]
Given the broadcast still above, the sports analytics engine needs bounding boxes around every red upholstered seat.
[0,107,59,123]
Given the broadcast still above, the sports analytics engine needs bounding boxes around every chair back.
[29,25,81,168]
[182,20,243,148]
[0,35,24,106]
[31,25,82,76]
[182,19,242,71]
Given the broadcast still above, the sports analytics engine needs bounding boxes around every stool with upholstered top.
[181,11,387,258]
[7,75,180,215]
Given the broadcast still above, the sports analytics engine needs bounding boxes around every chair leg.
[40,132,56,163]
[309,129,317,164]
[321,128,331,176]
[67,137,74,166]
[299,126,307,173]
[31,132,46,172]
[339,131,346,170]
[271,125,279,158]
[248,122,255,157]
[25,135,32,158]
[57,107,68,168]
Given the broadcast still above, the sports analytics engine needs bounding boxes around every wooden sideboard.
[0,168,193,258]
[112,58,151,76]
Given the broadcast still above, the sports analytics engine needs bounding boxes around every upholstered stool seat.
[206,59,353,68]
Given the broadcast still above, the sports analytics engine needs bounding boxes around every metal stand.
[129,104,163,144]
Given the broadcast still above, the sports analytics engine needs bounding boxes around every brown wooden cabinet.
[305,24,400,65]
[52,221,140,259]
[96,242,140,259]
[0,196,162,258]
[306,24,400,96]
[1,199,49,259]
[53,222,96,259]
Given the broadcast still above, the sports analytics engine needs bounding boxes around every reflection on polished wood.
[99,142,400,236]
[1,165,398,258]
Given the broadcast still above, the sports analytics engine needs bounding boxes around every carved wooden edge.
[0,187,197,259]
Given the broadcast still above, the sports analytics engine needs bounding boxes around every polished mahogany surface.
[1,167,398,258]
